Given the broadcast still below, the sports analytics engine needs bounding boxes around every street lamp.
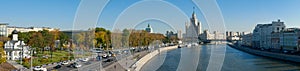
[29,48,35,70]
[19,40,23,65]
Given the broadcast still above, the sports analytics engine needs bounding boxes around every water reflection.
[141,45,300,71]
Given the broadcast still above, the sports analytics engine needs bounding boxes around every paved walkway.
[104,51,149,71]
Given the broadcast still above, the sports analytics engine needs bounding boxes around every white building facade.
[252,19,286,49]
[199,30,212,41]
[4,30,31,60]
[271,32,280,50]
[7,26,58,36]
[241,33,252,47]
[0,23,8,37]
[279,28,300,51]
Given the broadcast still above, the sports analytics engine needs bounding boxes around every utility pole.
[20,40,23,65]
[30,48,33,70]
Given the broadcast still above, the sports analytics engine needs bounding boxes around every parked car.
[33,66,47,71]
[62,61,69,65]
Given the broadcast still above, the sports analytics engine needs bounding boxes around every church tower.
[12,29,18,41]
[145,24,153,33]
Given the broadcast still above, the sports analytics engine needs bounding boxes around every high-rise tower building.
[184,7,202,42]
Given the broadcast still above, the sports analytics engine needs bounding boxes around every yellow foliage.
[0,41,6,64]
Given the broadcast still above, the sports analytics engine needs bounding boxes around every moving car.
[62,61,69,65]
[81,58,89,62]
[53,64,62,69]
[70,62,82,68]
[102,54,108,58]
[33,66,47,71]
[74,63,82,68]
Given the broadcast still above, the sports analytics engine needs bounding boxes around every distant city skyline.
[0,0,300,33]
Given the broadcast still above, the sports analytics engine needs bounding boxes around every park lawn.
[17,50,75,68]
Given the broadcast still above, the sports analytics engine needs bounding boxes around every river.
[141,44,300,71]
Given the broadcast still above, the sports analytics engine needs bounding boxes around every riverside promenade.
[103,46,178,71]
[104,50,149,71]
[134,45,178,71]
[104,45,178,71]
[228,43,300,63]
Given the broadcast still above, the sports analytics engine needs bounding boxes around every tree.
[0,41,6,64]
[128,30,165,47]
[73,30,95,50]
[18,31,35,44]
[0,37,10,42]
[28,32,44,55]
[94,28,111,50]
[111,32,122,49]
[122,29,130,47]
[59,32,69,50]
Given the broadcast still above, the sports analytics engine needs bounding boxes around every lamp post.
[20,40,23,65]
[30,48,35,70]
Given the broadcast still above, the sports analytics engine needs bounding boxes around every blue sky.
[0,0,300,33]
[0,0,80,30]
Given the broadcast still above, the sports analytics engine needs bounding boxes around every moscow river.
[141,44,300,71]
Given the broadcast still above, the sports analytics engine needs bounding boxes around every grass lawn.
[17,50,75,68]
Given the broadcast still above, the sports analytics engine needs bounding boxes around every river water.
[141,44,300,71]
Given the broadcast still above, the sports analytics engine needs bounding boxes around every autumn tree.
[28,32,44,55]
[94,27,111,50]
[111,30,122,49]
[0,41,6,64]
[59,32,69,50]
[128,30,165,47]
[122,29,130,47]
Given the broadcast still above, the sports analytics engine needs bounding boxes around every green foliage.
[0,37,9,64]
[0,42,6,64]
[93,28,166,49]
[122,29,130,47]
[128,30,165,47]
[74,31,95,50]
[19,30,70,54]
[18,51,73,68]
[94,28,111,49]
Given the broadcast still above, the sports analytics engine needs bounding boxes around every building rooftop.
[12,30,18,34]
[282,28,300,32]
[0,23,8,25]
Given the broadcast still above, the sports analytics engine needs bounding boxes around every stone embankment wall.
[134,46,178,71]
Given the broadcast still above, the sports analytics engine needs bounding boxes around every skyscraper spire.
[192,7,195,15]
[192,7,196,19]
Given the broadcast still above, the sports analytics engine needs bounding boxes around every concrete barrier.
[134,46,178,71]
